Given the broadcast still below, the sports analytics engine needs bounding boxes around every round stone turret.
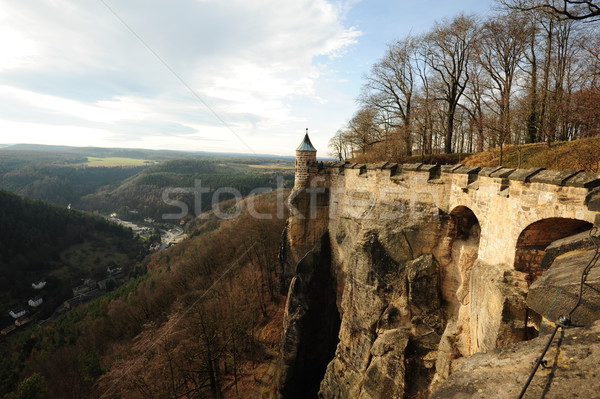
[295,129,317,188]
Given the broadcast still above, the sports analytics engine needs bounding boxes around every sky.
[0,0,496,156]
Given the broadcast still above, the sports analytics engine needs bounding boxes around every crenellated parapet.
[282,129,600,399]
[283,150,600,398]
[294,162,600,263]
[312,161,600,191]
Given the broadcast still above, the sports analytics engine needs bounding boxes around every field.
[86,157,158,167]
[246,163,295,170]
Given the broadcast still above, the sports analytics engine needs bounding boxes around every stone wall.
[294,150,317,188]
[277,162,600,398]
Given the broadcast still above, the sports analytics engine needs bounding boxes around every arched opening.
[436,206,481,370]
[440,206,481,305]
[515,217,593,339]
[449,206,480,242]
[515,218,593,285]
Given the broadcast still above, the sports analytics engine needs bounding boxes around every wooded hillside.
[330,1,599,164]
[1,191,288,399]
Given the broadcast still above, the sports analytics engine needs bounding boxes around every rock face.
[527,231,600,327]
[277,233,340,399]
[319,253,444,399]
[432,320,600,399]
[279,182,448,398]
[277,164,600,399]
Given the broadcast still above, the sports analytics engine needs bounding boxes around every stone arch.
[515,217,593,285]
[440,206,481,305]
[448,206,481,242]
[434,206,482,377]
[514,217,593,339]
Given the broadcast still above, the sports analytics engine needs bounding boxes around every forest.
[79,159,294,221]
[329,0,600,164]
[0,188,146,343]
[1,191,287,399]
[0,147,294,221]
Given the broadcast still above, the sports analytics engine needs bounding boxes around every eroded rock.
[432,321,600,399]
[528,247,600,327]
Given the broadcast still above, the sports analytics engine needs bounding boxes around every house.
[15,316,32,327]
[32,280,47,290]
[72,279,97,296]
[64,289,103,310]
[1,325,16,335]
[84,278,96,288]
[9,308,27,319]
[82,289,103,301]
[149,242,161,251]
[98,277,116,291]
[72,284,91,296]
[107,265,122,274]
[64,296,84,310]
[28,296,43,307]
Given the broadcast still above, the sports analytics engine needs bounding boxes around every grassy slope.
[85,157,157,167]
[462,137,600,172]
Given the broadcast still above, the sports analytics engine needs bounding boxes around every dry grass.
[462,137,600,172]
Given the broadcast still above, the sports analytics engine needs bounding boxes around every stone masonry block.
[478,166,504,177]
[530,169,582,185]
[452,165,481,174]
[564,171,600,188]
[402,163,422,171]
[489,168,516,178]
[507,168,545,182]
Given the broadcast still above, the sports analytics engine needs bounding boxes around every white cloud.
[0,0,361,154]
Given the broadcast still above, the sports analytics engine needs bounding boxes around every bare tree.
[500,0,600,20]
[462,53,487,152]
[423,14,479,153]
[478,13,530,163]
[345,107,386,155]
[361,36,419,155]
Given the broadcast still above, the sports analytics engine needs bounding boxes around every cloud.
[0,0,361,153]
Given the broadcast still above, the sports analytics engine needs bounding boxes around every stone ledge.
[418,164,439,172]
[489,167,516,178]
[507,167,545,182]
[478,166,504,177]
[403,163,423,171]
[563,171,600,188]
[367,162,389,170]
[452,165,481,175]
[529,169,581,185]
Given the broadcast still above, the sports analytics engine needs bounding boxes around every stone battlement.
[311,161,600,189]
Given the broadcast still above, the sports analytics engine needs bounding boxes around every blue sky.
[0,0,495,156]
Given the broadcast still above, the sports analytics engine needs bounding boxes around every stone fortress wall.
[279,156,600,398]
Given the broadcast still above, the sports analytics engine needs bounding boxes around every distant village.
[1,265,125,336]
[1,213,187,338]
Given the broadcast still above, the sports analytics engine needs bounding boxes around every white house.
[9,308,27,319]
[107,265,122,274]
[32,281,46,290]
[28,296,43,307]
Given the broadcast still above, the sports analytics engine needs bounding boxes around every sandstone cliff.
[277,163,600,398]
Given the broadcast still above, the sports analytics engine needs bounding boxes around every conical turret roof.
[296,130,317,152]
